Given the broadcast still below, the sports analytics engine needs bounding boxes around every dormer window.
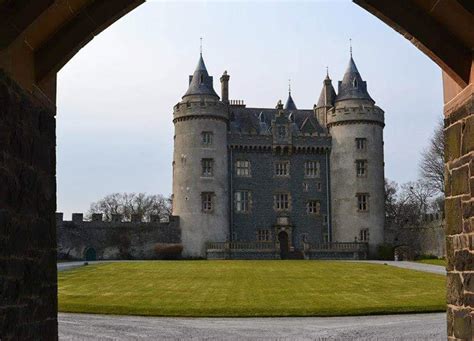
[352,78,358,88]
[200,74,204,84]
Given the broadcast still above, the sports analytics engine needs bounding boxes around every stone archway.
[0,1,472,340]
[278,231,290,259]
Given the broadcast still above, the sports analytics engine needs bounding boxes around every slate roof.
[335,56,374,103]
[182,54,219,99]
[284,92,297,110]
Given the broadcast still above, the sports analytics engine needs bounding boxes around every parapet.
[327,103,384,128]
[56,212,180,228]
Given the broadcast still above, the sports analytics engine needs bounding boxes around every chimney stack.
[220,71,230,103]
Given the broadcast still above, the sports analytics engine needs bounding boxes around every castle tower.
[172,53,229,257]
[314,71,336,127]
[326,54,385,256]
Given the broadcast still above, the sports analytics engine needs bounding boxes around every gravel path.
[59,312,446,340]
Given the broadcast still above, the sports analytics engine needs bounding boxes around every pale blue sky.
[57,0,443,217]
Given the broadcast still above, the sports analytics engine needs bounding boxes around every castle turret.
[315,71,336,126]
[327,54,385,256]
[172,53,229,257]
[284,85,297,110]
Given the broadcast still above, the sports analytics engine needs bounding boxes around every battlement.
[327,104,384,127]
[229,99,246,107]
[56,212,179,226]
[173,98,228,122]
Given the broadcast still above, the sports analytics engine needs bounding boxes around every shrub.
[154,243,183,260]
[377,244,394,260]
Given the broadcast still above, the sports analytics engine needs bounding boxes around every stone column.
[444,79,473,340]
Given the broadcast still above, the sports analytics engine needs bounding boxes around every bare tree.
[88,193,172,221]
[384,178,398,223]
[419,119,445,194]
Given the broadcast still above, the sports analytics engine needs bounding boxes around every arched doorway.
[84,248,96,261]
[278,231,289,260]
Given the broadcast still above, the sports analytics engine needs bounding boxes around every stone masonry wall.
[57,214,181,260]
[0,71,58,340]
[445,90,473,340]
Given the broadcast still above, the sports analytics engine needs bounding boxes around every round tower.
[172,53,229,258]
[326,55,385,257]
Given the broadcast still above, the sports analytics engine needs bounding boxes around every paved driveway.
[59,312,446,340]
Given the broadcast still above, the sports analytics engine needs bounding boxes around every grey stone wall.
[230,147,330,250]
[385,218,446,258]
[57,214,181,260]
[0,71,58,340]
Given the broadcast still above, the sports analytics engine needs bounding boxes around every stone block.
[464,273,474,292]
[453,309,471,339]
[446,236,455,271]
[454,249,474,271]
[452,165,470,195]
[445,197,463,235]
[448,273,464,305]
[462,200,473,220]
[462,115,473,155]
[445,122,462,162]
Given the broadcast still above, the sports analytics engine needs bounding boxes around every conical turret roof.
[316,73,336,107]
[182,54,219,99]
[335,56,373,103]
[284,92,297,110]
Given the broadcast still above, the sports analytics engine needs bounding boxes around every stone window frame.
[302,182,309,192]
[316,182,322,191]
[235,160,251,177]
[277,125,287,139]
[355,159,368,177]
[201,192,214,213]
[359,228,369,242]
[356,193,369,212]
[323,214,328,225]
[234,190,252,213]
[257,229,272,242]
[306,200,321,215]
[274,160,290,177]
[201,158,214,177]
[355,137,367,150]
[201,131,213,146]
[273,192,291,211]
[304,160,320,178]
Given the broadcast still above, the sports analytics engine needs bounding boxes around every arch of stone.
[0,1,472,339]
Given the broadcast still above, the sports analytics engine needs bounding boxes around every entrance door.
[84,247,96,261]
[278,231,289,259]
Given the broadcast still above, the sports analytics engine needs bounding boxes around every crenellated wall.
[56,213,181,260]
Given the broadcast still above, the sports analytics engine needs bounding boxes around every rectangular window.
[202,158,214,177]
[317,182,322,191]
[202,131,213,146]
[202,192,214,212]
[306,200,321,214]
[302,182,309,192]
[236,160,251,177]
[274,193,290,211]
[356,160,367,177]
[357,193,369,211]
[257,229,271,242]
[234,190,251,213]
[305,161,320,178]
[274,161,290,176]
[323,214,328,225]
[356,138,367,150]
[360,228,369,242]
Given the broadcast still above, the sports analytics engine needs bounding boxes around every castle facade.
[172,52,385,259]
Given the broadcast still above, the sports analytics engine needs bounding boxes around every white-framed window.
[360,228,369,242]
[202,192,214,212]
[202,131,213,146]
[306,200,321,215]
[234,190,251,213]
[274,161,290,176]
[202,158,214,177]
[257,229,271,242]
[356,160,367,177]
[277,125,287,138]
[356,138,367,150]
[274,193,290,211]
[305,161,320,178]
[236,160,251,177]
[357,193,369,211]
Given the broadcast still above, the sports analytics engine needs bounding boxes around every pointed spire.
[182,42,219,99]
[317,69,336,108]
[284,79,297,110]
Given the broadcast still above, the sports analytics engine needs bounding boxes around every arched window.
[352,78,358,88]
[200,74,204,84]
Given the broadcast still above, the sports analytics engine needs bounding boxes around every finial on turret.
[326,66,329,77]
[288,78,291,94]
[200,37,203,55]
[349,38,352,57]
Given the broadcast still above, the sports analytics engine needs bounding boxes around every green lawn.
[58,261,446,317]
[415,259,446,267]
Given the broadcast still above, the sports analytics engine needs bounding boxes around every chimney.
[220,71,230,103]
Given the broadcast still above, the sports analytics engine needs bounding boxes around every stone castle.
[172,51,385,259]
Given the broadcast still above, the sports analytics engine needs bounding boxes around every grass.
[58,260,446,317]
[415,258,446,267]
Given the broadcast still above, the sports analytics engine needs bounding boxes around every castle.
[172,51,385,259]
